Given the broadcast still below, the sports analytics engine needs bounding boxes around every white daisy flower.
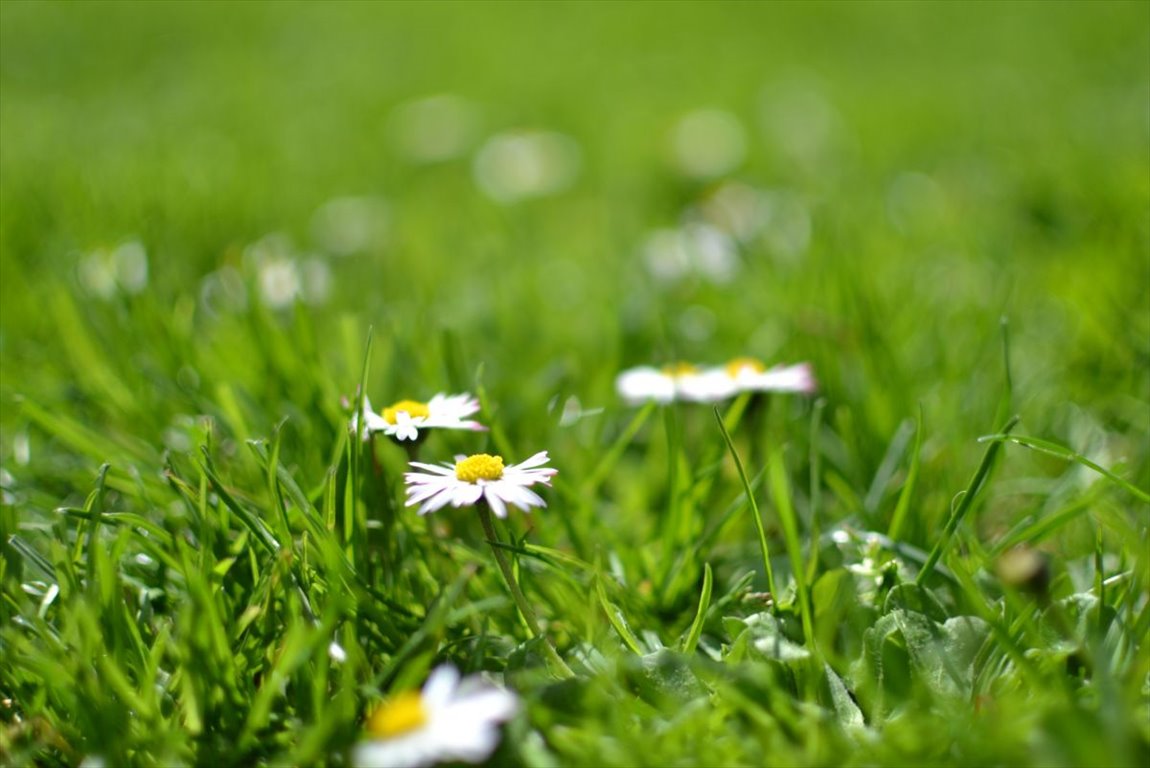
[352,394,487,442]
[716,358,817,396]
[352,665,519,768]
[404,451,557,519]
[615,359,816,405]
[614,363,721,405]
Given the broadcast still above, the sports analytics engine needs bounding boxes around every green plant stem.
[714,407,779,607]
[477,504,575,679]
[916,414,1020,586]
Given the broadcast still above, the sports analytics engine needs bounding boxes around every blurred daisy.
[615,363,717,405]
[353,665,518,768]
[404,451,557,518]
[353,394,486,442]
[616,359,816,405]
[695,358,818,399]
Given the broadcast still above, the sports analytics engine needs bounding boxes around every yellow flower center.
[725,357,765,377]
[382,399,430,425]
[455,453,505,483]
[366,690,428,739]
[661,362,698,378]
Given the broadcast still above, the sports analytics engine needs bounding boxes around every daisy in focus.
[352,393,487,442]
[352,665,518,768]
[404,451,557,518]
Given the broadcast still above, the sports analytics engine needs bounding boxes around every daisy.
[352,665,519,768]
[615,359,816,404]
[614,363,718,405]
[352,393,487,442]
[404,451,557,519]
[405,451,575,678]
[713,357,817,396]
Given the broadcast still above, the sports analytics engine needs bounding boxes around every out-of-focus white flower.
[669,108,747,179]
[13,430,30,466]
[1,468,17,505]
[473,130,581,204]
[77,240,149,299]
[77,250,118,299]
[404,451,556,519]
[299,258,332,305]
[695,358,818,399]
[245,232,333,308]
[697,181,772,243]
[111,241,148,294]
[695,183,811,261]
[352,394,486,443]
[615,364,716,405]
[311,196,390,256]
[352,665,518,768]
[258,257,302,309]
[640,223,738,284]
[390,94,482,163]
[616,359,816,405]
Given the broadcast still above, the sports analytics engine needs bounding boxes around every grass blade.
[916,415,1019,586]
[887,405,924,542]
[977,433,1150,504]
[681,562,713,655]
[714,407,778,604]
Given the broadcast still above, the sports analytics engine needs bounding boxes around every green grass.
[2,2,1148,766]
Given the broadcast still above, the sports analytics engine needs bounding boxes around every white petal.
[485,492,508,519]
[452,484,485,507]
[407,462,456,476]
[352,734,438,768]
[615,367,675,404]
[492,482,545,511]
[418,487,457,514]
[407,481,452,505]
[512,450,549,469]
[422,665,461,708]
[677,369,737,402]
[504,466,556,486]
[745,362,817,393]
[424,723,500,764]
[445,686,519,724]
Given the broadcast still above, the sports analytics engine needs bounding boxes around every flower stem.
[477,504,574,679]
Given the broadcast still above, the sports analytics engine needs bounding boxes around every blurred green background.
[1,0,1148,514]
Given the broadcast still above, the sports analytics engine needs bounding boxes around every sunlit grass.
[2,3,1148,767]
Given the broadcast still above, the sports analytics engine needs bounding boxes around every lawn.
[1,2,1148,766]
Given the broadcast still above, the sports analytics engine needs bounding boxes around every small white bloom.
[473,130,581,204]
[353,665,518,768]
[616,359,816,405]
[639,224,738,285]
[669,108,747,179]
[404,451,557,519]
[614,364,718,405]
[258,257,302,309]
[352,394,487,442]
[718,358,817,396]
